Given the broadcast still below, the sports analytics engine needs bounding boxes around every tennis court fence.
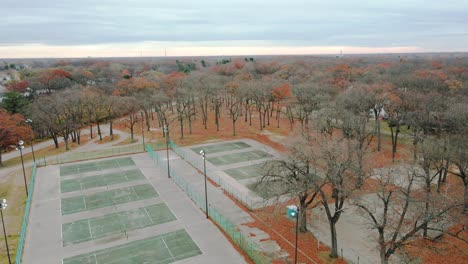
[146,144,272,264]
[15,162,37,264]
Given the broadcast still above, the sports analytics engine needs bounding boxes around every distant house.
[369,107,388,119]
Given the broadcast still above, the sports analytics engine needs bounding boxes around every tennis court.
[61,169,145,193]
[62,203,176,246]
[63,229,201,264]
[207,150,272,166]
[61,184,158,215]
[191,141,251,154]
[224,163,264,181]
[60,157,136,176]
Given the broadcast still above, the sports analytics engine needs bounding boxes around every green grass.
[63,229,201,264]
[60,169,145,193]
[61,184,158,215]
[62,203,176,246]
[191,141,251,154]
[207,150,272,166]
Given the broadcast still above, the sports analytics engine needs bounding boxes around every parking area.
[23,154,246,264]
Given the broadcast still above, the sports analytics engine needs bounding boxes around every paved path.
[158,147,287,261]
[308,193,402,264]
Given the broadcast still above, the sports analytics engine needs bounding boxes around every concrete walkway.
[157,148,287,261]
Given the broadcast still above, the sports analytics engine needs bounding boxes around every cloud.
[0,0,467,56]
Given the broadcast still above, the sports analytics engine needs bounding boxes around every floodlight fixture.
[200,149,208,219]
[0,198,11,264]
[16,139,28,196]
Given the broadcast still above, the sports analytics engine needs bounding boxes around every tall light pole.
[199,149,208,219]
[139,110,145,151]
[163,125,170,178]
[1,199,11,264]
[25,119,36,163]
[16,140,28,196]
[288,205,299,264]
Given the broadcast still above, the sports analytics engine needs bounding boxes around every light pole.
[139,110,145,151]
[25,119,36,163]
[199,149,208,219]
[1,199,11,264]
[288,205,299,264]
[163,125,170,178]
[16,140,28,196]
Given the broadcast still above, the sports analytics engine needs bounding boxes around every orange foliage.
[272,83,292,101]
[117,77,158,91]
[0,110,32,156]
[431,60,443,69]
[6,80,29,93]
[40,68,72,83]
[415,69,448,81]
[445,79,463,90]
[233,59,245,70]
[163,72,186,97]
[212,65,237,76]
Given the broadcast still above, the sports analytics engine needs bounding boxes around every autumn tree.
[225,80,242,136]
[0,110,31,165]
[119,97,141,141]
[259,135,323,232]
[312,134,360,258]
[336,85,374,184]
[271,83,292,128]
[38,68,73,94]
[5,80,29,93]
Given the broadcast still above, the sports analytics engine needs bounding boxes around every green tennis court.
[63,229,201,264]
[246,180,288,199]
[60,157,136,176]
[207,150,272,166]
[60,169,145,193]
[191,141,251,154]
[61,184,158,215]
[62,203,176,246]
[224,163,264,181]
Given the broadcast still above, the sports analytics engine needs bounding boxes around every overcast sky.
[1,0,467,58]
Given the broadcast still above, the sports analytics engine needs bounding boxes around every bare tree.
[259,135,323,232]
[313,135,360,258]
[352,169,463,264]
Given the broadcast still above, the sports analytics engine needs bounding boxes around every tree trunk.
[64,136,70,151]
[390,125,399,162]
[179,117,184,139]
[299,206,307,232]
[329,221,339,258]
[89,121,93,139]
[110,120,113,140]
[232,119,236,136]
[97,122,102,141]
[375,115,382,151]
[464,180,468,214]
[50,130,59,148]
[277,109,281,128]
[379,231,388,264]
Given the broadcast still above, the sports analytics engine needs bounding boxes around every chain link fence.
[168,140,260,209]
[36,142,163,166]
[146,144,271,264]
[15,162,37,264]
